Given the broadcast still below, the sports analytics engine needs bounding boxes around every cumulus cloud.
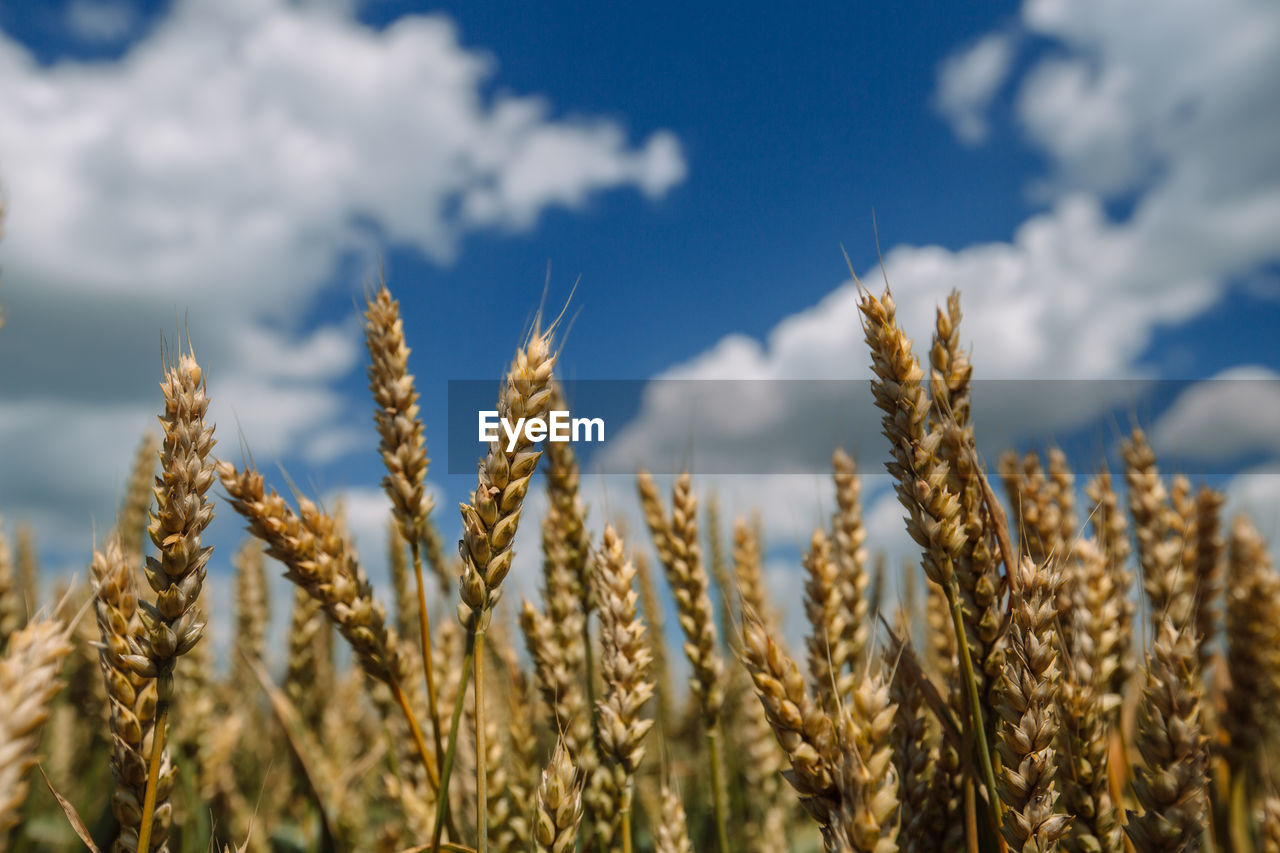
[0,0,685,565]
[605,0,1280,503]
[933,32,1016,144]
[1152,367,1280,462]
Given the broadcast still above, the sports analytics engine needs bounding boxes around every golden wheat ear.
[0,615,76,840]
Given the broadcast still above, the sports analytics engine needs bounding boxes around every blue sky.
[1,0,1279,653]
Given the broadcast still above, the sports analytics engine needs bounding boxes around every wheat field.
[1,249,1278,851]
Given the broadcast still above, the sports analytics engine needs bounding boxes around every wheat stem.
[433,635,476,851]
[412,540,445,777]
[393,676,441,791]
[621,784,634,853]
[476,628,489,853]
[135,700,170,853]
[946,575,1002,834]
[707,723,731,853]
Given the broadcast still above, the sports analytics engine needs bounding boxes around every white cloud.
[0,0,685,571]
[1152,367,1280,461]
[933,32,1016,144]
[603,0,1280,502]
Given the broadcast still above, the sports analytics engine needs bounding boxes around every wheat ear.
[654,782,695,853]
[859,286,999,828]
[1126,620,1208,850]
[534,737,583,853]
[92,538,173,853]
[741,612,839,831]
[595,524,655,853]
[117,431,160,566]
[1058,538,1123,853]
[364,282,446,779]
[996,556,1069,851]
[452,322,555,853]
[1223,515,1280,790]
[829,669,898,853]
[125,349,214,853]
[0,615,75,847]
[831,448,872,677]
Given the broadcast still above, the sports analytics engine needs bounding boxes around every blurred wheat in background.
[2,251,1278,851]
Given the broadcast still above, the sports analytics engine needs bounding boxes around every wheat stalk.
[595,524,654,853]
[124,349,215,853]
[859,285,1000,829]
[364,283,446,780]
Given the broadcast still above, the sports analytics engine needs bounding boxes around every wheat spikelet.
[596,524,655,775]
[666,472,726,720]
[544,381,593,614]
[1189,485,1224,672]
[126,350,215,692]
[1126,620,1208,851]
[735,664,791,853]
[654,782,695,853]
[930,298,1005,717]
[632,546,675,737]
[1122,429,1191,634]
[388,520,419,646]
[1058,539,1123,853]
[996,556,1069,852]
[804,527,854,710]
[534,737,583,853]
[284,584,325,731]
[741,613,839,829]
[1260,795,1280,853]
[1084,469,1134,699]
[733,516,777,633]
[831,448,871,675]
[458,322,556,631]
[929,290,971,430]
[887,635,947,853]
[0,615,75,846]
[231,538,268,690]
[1223,515,1280,785]
[637,470,675,569]
[219,463,406,687]
[859,287,964,589]
[364,283,434,545]
[829,670,898,853]
[1000,451,1059,567]
[1047,449,1077,560]
[118,431,160,566]
[520,516,594,815]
